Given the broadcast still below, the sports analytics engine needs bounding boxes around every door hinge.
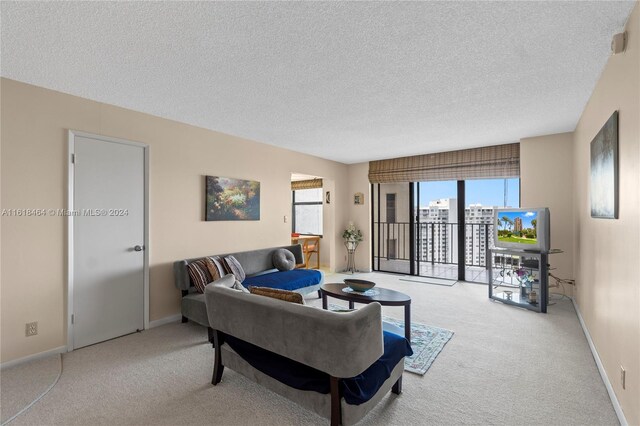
[71,153,75,164]
[71,314,74,324]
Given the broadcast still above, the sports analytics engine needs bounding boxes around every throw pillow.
[215,274,236,289]
[248,286,304,305]
[224,255,246,282]
[214,274,249,293]
[205,256,228,281]
[186,259,213,293]
[272,248,296,271]
[234,279,250,293]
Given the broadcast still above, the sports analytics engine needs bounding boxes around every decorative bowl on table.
[344,279,376,292]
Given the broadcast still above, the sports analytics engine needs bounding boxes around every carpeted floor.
[1,272,618,425]
[1,354,61,424]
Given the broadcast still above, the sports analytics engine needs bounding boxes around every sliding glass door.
[415,181,459,281]
[372,178,520,283]
[372,183,412,275]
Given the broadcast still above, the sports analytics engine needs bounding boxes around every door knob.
[134,245,144,252]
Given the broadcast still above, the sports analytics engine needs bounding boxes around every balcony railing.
[374,221,494,269]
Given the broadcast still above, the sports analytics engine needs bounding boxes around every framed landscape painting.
[206,176,260,221]
[590,111,618,219]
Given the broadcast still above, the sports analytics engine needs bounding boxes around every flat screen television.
[493,208,550,252]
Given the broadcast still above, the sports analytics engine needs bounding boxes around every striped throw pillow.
[224,255,246,282]
[205,256,228,281]
[186,259,213,293]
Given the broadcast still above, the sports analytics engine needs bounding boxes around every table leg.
[404,304,411,344]
[349,301,354,310]
[322,292,327,310]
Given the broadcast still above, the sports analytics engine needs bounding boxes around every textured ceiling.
[1,1,635,164]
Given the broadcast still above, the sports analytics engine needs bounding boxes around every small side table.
[344,240,359,273]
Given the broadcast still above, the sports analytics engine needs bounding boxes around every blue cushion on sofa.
[340,331,412,404]
[223,331,412,405]
[242,269,322,291]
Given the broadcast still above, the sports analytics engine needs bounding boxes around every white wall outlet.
[620,366,626,389]
[26,321,38,337]
[284,215,288,223]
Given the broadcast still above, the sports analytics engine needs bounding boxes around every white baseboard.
[148,314,182,329]
[572,297,627,426]
[0,345,66,370]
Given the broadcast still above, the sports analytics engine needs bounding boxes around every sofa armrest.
[173,260,191,291]
[205,284,383,378]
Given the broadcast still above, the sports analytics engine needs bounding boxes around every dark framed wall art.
[206,176,260,221]
[590,111,619,219]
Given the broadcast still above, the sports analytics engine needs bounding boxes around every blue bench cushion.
[223,331,412,405]
[242,269,322,292]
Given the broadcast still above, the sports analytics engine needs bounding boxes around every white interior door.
[71,133,146,349]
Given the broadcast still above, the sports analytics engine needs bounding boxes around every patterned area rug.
[328,304,453,376]
[382,316,454,376]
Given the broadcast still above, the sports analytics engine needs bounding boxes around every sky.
[418,178,520,208]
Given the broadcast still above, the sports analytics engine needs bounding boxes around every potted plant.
[343,222,363,246]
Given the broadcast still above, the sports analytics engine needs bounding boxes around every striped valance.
[368,143,519,183]
[291,178,323,190]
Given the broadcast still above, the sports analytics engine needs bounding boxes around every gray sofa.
[173,244,324,335]
[205,277,408,426]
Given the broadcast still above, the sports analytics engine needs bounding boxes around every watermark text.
[1,208,129,217]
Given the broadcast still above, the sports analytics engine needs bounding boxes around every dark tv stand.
[488,248,549,313]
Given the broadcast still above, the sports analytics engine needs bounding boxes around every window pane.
[294,205,323,235]
[373,184,410,274]
[294,188,322,202]
[386,193,396,223]
[465,178,520,208]
[464,178,520,283]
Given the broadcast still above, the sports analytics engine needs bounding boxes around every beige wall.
[346,162,372,272]
[572,4,640,424]
[320,179,336,269]
[520,132,574,296]
[0,78,350,363]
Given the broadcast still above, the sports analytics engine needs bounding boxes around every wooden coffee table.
[320,283,412,343]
